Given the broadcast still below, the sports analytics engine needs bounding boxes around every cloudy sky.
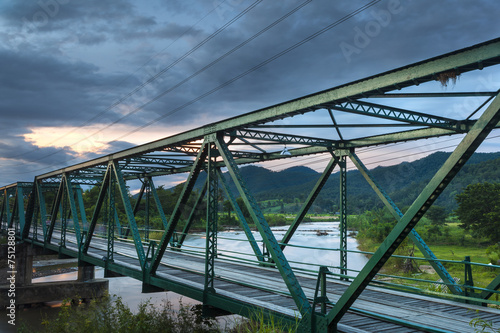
[1,0,499,186]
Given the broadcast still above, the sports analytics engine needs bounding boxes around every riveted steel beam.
[339,156,348,280]
[349,151,461,295]
[204,143,218,297]
[328,92,500,329]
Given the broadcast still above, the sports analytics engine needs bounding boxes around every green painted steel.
[16,186,25,234]
[75,187,88,231]
[328,92,500,329]
[149,141,208,275]
[83,165,111,253]
[2,39,500,332]
[348,151,462,295]
[112,162,146,268]
[332,101,460,130]
[280,155,338,250]
[21,183,36,239]
[37,182,48,239]
[339,156,347,281]
[217,168,264,262]
[107,173,115,261]
[204,143,218,299]
[481,273,500,300]
[215,135,312,315]
[46,180,64,244]
[148,177,169,230]
[177,179,207,247]
[64,176,82,247]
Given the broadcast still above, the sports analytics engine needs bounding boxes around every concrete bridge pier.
[0,241,108,308]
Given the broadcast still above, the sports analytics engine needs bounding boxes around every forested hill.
[192,151,500,214]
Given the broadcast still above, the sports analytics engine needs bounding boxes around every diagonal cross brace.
[215,135,311,314]
[83,165,111,253]
[64,175,82,247]
[177,179,208,247]
[150,141,209,275]
[281,155,338,250]
[348,151,462,295]
[217,168,264,262]
[328,92,500,328]
[112,162,146,268]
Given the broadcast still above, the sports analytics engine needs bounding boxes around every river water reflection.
[1,222,367,332]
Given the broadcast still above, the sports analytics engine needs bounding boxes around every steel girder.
[327,91,500,330]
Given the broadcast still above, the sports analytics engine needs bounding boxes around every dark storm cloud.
[0,48,129,126]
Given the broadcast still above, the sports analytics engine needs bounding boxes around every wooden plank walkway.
[37,231,500,332]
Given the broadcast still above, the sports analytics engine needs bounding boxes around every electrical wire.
[6,0,381,174]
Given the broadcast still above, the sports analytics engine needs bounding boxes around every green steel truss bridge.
[2,38,500,332]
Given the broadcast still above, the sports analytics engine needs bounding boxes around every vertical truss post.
[112,162,146,268]
[107,172,115,262]
[215,135,312,316]
[339,155,348,281]
[217,169,264,262]
[60,184,68,248]
[64,176,82,247]
[0,191,5,231]
[281,155,338,250]
[204,143,218,300]
[47,180,64,244]
[177,180,207,247]
[37,183,48,239]
[348,151,462,295]
[17,186,25,235]
[22,183,36,240]
[464,256,474,299]
[328,92,500,330]
[149,141,208,275]
[75,186,88,232]
[83,166,111,253]
[145,178,150,242]
[9,190,17,231]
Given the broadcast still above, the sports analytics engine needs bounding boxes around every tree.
[425,206,447,225]
[455,182,500,243]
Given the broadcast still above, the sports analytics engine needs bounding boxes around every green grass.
[19,294,298,333]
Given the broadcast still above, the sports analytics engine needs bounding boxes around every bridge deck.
[27,231,500,333]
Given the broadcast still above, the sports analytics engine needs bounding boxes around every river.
[1,222,368,332]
